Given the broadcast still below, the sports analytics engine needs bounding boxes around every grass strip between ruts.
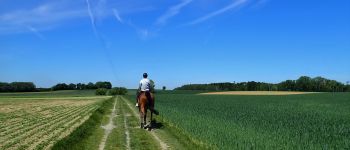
[51,97,114,150]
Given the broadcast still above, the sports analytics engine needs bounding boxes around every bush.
[108,87,128,95]
[95,88,107,95]
[95,81,112,89]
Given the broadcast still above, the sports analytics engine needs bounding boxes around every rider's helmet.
[143,73,148,78]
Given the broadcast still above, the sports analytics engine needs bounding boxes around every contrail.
[85,0,119,83]
[26,25,45,40]
[188,0,247,25]
[112,8,123,24]
[86,0,98,37]
[155,0,192,25]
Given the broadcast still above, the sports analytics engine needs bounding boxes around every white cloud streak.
[86,0,99,37]
[112,8,123,24]
[155,0,192,25]
[187,0,248,25]
[26,26,46,40]
[0,0,154,34]
[0,1,86,34]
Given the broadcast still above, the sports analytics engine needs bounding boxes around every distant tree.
[296,76,312,91]
[108,87,128,95]
[86,82,97,89]
[81,83,87,90]
[175,76,347,92]
[0,82,36,92]
[76,83,82,90]
[95,81,112,89]
[162,86,166,91]
[95,88,107,95]
[9,82,36,92]
[0,82,12,92]
[52,83,68,91]
[247,81,258,91]
[278,80,296,91]
[68,83,76,90]
[150,80,155,92]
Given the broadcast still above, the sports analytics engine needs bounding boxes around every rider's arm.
[138,81,142,91]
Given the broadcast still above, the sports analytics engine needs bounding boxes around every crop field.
[199,91,318,95]
[148,92,350,149]
[0,91,110,150]
[2,90,349,150]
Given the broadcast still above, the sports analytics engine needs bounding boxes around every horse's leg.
[149,110,153,130]
[143,110,147,129]
[139,110,143,128]
[140,106,146,129]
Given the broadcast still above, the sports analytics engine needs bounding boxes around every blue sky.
[1,0,350,89]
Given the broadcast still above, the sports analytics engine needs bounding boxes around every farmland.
[0,90,111,150]
[140,91,350,149]
[1,90,349,149]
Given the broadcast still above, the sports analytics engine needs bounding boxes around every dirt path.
[120,97,169,150]
[122,104,131,150]
[99,97,117,150]
[98,96,187,150]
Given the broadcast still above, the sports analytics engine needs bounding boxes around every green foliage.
[162,86,166,91]
[150,80,155,92]
[346,85,350,92]
[0,82,36,92]
[87,82,97,89]
[51,83,69,91]
[175,76,347,92]
[95,88,108,95]
[52,98,113,150]
[153,92,350,149]
[108,87,128,95]
[95,81,112,89]
[52,82,112,91]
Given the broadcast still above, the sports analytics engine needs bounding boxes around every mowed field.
[147,91,350,149]
[0,90,111,150]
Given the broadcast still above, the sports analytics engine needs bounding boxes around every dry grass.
[0,97,107,150]
[199,91,319,95]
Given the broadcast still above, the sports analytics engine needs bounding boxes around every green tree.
[68,83,76,90]
[150,80,155,92]
[108,87,127,95]
[162,86,166,91]
[95,88,107,95]
[0,82,12,92]
[76,83,82,90]
[86,82,97,89]
[95,81,112,89]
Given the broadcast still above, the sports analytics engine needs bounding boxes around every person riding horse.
[136,73,152,107]
[136,73,156,129]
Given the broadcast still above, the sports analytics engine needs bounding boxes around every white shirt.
[139,78,151,91]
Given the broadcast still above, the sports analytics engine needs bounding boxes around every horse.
[138,91,156,130]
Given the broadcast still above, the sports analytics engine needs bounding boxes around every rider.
[136,73,151,107]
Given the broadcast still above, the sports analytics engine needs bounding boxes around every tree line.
[175,76,350,92]
[0,82,36,92]
[95,87,128,95]
[51,81,112,91]
[0,81,113,92]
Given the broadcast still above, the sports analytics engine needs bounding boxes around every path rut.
[121,97,169,150]
[99,97,117,150]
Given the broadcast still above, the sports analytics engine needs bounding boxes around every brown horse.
[138,91,155,129]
